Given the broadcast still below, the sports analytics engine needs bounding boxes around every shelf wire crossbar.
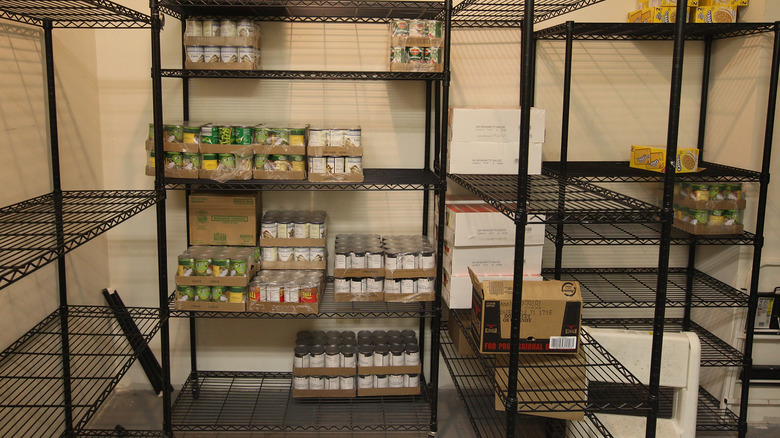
[0,0,151,28]
[450,0,606,28]
[170,371,432,432]
[0,305,164,437]
[543,268,748,309]
[161,69,445,81]
[535,22,777,41]
[696,386,739,431]
[0,190,160,291]
[440,321,615,438]
[545,223,756,246]
[169,282,436,318]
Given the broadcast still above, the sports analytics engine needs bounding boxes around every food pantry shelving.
[440,3,778,438]
[151,0,451,434]
[0,1,161,437]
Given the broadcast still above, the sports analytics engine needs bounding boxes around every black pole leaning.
[428,2,451,433]
[738,22,780,438]
[683,241,696,331]
[507,1,534,436]
[151,2,172,434]
[44,20,73,436]
[647,3,688,437]
[554,21,574,280]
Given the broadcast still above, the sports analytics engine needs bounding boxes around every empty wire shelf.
[542,161,760,183]
[546,223,756,246]
[171,371,432,432]
[0,305,163,437]
[161,69,444,80]
[440,321,615,438]
[0,190,160,291]
[165,169,441,191]
[448,172,660,224]
[451,0,606,28]
[535,22,777,41]
[543,268,748,309]
[0,0,150,28]
[697,386,739,432]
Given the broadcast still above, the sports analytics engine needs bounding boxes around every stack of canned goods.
[255,126,307,147]
[176,283,246,303]
[255,154,306,173]
[333,234,383,294]
[261,246,326,263]
[356,330,420,390]
[383,235,435,271]
[389,19,443,70]
[248,270,323,303]
[184,18,259,67]
[308,156,362,175]
[260,210,327,239]
[308,127,361,148]
[177,245,258,277]
[673,182,746,230]
[292,330,358,391]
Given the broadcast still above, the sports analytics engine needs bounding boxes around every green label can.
[202,153,218,170]
[177,255,195,276]
[183,125,200,144]
[407,47,423,64]
[196,285,211,301]
[148,123,155,140]
[427,20,442,38]
[218,126,233,145]
[219,154,236,169]
[232,258,248,276]
[164,151,183,169]
[253,125,268,144]
[267,128,290,146]
[427,47,441,64]
[194,256,212,276]
[392,20,409,36]
[148,150,155,168]
[177,285,196,301]
[269,155,290,171]
[690,209,709,226]
[163,124,183,142]
[201,125,219,144]
[724,210,743,225]
[232,126,253,145]
[289,155,306,172]
[390,46,406,64]
[212,258,230,277]
[228,286,246,303]
[289,128,306,146]
[254,154,268,169]
[184,152,201,170]
[211,285,227,302]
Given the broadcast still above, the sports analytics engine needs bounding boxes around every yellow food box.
[630,145,700,173]
[628,10,645,23]
[693,6,737,22]
[637,0,698,6]
[649,7,678,23]
[699,0,747,6]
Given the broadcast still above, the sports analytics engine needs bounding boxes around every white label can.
[334,278,350,293]
[358,375,373,389]
[327,376,340,390]
[293,376,308,390]
[203,46,220,63]
[400,279,415,294]
[261,222,278,238]
[293,354,309,369]
[367,277,383,293]
[375,375,389,388]
[417,278,434,293]
[310,157,326,174]
[405,350,420,366]
[267,283,281,302]
[185,18,203,36]
[185,46,204,63]
[350,252,367,269]
[238,46,256,64]
[219,19,237,37]
[220,46,238,63]
[285,284,300,303]
[294,222,309,239]
[294,247,310,262]
[342,353,356,368]
[366,252,383,269]
[278,247,294,262]
[374,352,389,367]
[261,247,278,262]
[202,20,219,37]
[384,278,399,294]
[406,374,420,388]
[329,129,346,147]
[309,376,324,390]
[237,19,255,37]
[308,129,328,146]
[340,376,355,390]
[334,252,348,270]
[350,278,363,293]
[389,374,404,388]
[325,353,340,368]
[402,254,416,269]
[310,247,325,262]
[385,253,397,270]
[333,157,345,174]
[345,128,361,148]
[346,157,362,174]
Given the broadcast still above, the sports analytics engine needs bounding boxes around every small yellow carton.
[693,6,738,22]
[699,0,747,6]
[630,145,700,173]
[628,9,645,23]
[649,7,678,23]
[638,0,698,6]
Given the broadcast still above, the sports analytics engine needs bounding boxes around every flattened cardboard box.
[447,318,475,356]
[293,366,355,377]
[188,192,261,246]
[293,388,356,398]
[493,351,586,421]
[333,291,384,302]
[469,268,582,354]
[357,385,421,396]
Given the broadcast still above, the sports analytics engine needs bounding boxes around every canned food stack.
[292,330,358,398]
[246,270,324,314]
[389,19,444,73]
[145,122,201,179]
[355,329,422,396]
[259,210,328,270]
[627,1,744,24]
[183,18,261,70]
[307,127,363,183]
[253,125,308,181]
[672,182,747,235]
[383,235,436,303]
[174,245,259,312]
[333,234,385,302]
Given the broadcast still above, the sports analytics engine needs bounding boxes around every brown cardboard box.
[188,192,261,246]
[333,291,385,302]
[448,319,475,356]
[144,140,199,178]
[247,285,321,314]
[333,268,385,278]
[259,237,326,248]
[307,145,363,157]
[493,351,586,421]
[673,218,743,235]
[357,385,421,396]
[253,144,306,156]
[260,260,326,270]
[253,169,307,181]
[174,295,246,312]
[176,265,256,287]
[308,172,364,183]
[384,291,434,302]
[469,268,582,354]
[384,268,436,279]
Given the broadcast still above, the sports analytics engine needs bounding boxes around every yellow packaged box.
[699,0,747,6]
[648,7,679,22]
[637,0,698,6]
[693,6,737,22]
[630,145,700,173]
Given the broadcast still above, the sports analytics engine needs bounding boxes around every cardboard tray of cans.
[307,145,363,157]
[356,363,423,396]
[260,260,327,270]
[333,291,385,302]
[200,144,253,180]
[357,364,421,375]
[145,139,199,153]
[384,291,434,303]
[673,219,744,236]
[253,169,306,180]
[675,195,747,211]
[144,140,200,178]
[183,36,259,47]
[391,36,443,48]
[260,237,326,248]
[293,365,355,377]
[384,268,436,279]
[357,383,421,397]
[307,172,364,183]
[390,63,444,73]
[254,144,306,155]
[333,268,385,278]
[185,60,257,70]
[175,264,257,287]
[246,279,323,314]
[175,296,247,312]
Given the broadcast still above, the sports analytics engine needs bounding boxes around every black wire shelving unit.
[542,161,760,184]
[0,306,163,437]
[450,0,606,28]
[160,69,445,80]
[0,2,160,438]
[546,223,756,246]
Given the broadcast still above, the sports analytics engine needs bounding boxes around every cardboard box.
[188,192,261,246]
[699,0,746,7]
[185,61,257,70]
[443,268,542,309]
[673,218,743,235]
[253,144,306,156]
[253,169,306,181]
[259,237,326,248]
[260,260,327,270]
[448,107,546,144]
[247,295,320,314]
[384,291,434,302]
[693,5,737,22]
[307,145,363,157]
[442,242,542,277]
[174,294,246,312]
[493,351,586,421]
[469,268,582,354]
[292,388,356,398]
[443,204,545,246]
[674,194,746,211]
[176,265,256,287]
[144,140,200,178]
[627,10,646,23]
[333,268,385,278]
[183,35,259,48]
[448,141,542,175]
[384,267,436,279]
[146,166,198,179]
[390,63,443,73]
[647,7,679,22]
[333,291,385,302]
[308,172,364,183]
[358,365,422,375]
[630,145,700,173]
[357,384,421,396]
[447,318,475,356]
[293,366,355,377]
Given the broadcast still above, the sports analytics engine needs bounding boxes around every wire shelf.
[0,0,150,28]
[162,69,445,81]
[546,223,756,246]
[543,268,748,309]
[542,161,761,183]
[171,371,432,432]
[72,430,166,437]
[169,282,436,318]
[535,22,777,41]
[697,386,739,431]
[0,190,160,292]
[583,319,743,367]
[451,0,606,28]
[165,168,442,191]
[449,311,650,416]
[0,305,163,437]
[159,0,443,23]
[447,171,660,224]
[440,321,615,438]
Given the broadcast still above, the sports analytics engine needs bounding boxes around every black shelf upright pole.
[647,3,688,437]
[151,1,172,435]
[423,79,432,237]
[738,21,780,438]
[554,21,574,280]
[43,19,73,436]
[506,1,534,436]
[429,1,452,434]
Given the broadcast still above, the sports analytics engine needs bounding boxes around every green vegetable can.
[200,125,219,144]
[219,154,236,169]
[196,285,211,301]
[211,285,227,302]
[183,153,201,170]
[177,285,195,301]
[218,126,233,145]
[232,125,253,145]
[254,154,268,169]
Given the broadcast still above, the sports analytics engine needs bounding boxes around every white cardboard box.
[442,205,545,247]
[442,242,543,277]
[448,141,542,175]
[449,107,546,143]
[443,268,543,309]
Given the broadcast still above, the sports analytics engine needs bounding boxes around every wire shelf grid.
[451,0,606,28]
[542,161,761,183]
[0,0,150,28]
[545,223,756,246]
[535,22,777,41]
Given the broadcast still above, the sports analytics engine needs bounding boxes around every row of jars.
[678,182,744,202]
[308,156,363,175]
[151,151,310,173]
[176,284,245,303]
[333,277,435,294]
[261,210,327,239]
[292,374,419,391]
[333,234,435,271]
[248,270,323,303]
[150,122,307,146]
[177,246,258,277]
[260,246,325,263]
[186,46,257,65]
[184,18,259,38]
[296,329,418,347]
[308,128,361,148]
[674,206,744,227]
[390,19,443,38]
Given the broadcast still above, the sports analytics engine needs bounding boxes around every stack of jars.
[177,245,257,278]
[248,270,323,303]
[176,283,245,303]
[333,234,384,295]
[292,330,358,392]
[260,210,327,239]
[356,330,421,390]
[382,235,435,271]
[183,18,260,68]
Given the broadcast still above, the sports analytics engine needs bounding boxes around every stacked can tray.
[259,210,327,270]
[183,18,261,70]
[307,127,364,183]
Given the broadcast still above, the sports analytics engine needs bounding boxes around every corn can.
[289,155,306,171]
[183,152,201,170]
[219,154,236,169]
[220,46,238,63]
[202,153,218,170]
[254,154,267,169]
